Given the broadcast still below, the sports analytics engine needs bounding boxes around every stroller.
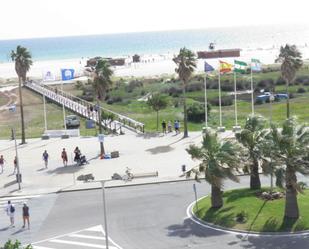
[75,154,88,166]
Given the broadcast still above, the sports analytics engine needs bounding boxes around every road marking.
[32,225,123,249]
[0,195,41,208]
[32,246,55,249]
[68,234,105,240]
[50,239,118,248]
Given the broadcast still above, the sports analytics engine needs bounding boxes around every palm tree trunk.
[156,111,159,131]
[183,81,188,138]
[97,100,105,156]
[18,77,26,144]
[211,184,223,208]
[286,82,290,119]
[250,157,261,189]
[284,165,299,219]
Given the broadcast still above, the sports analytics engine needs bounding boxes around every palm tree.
[275,44,303,118]
[93,59,113,155]
[268,118,309,219]
[173,48,197,138]
[11,46,33,144]
[187,129,241,208]
[147,93,168,131]
[236,115,268,190]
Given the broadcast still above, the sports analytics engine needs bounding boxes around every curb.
[187,198,309,237]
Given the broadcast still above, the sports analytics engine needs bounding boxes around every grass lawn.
[193,188,309,232]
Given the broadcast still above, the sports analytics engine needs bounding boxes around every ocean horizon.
[1,24,309,63]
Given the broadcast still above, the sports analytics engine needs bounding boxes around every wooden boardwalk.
[25,81,145,134]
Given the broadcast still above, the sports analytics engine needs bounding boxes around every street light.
[8,104,21,190]
[269,94,275,193]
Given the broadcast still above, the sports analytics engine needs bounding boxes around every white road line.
[49,239,118,248]
[86,225,104,233]
[0,195,41,201]
[32,246,55,249]
[68,234,105,240]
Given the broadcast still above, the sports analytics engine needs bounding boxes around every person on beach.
[174,120,179,134]
[167,121,172,133]
[42,150,49,168]
[13,156,17,174]
[5,200,15,227]
[177,120,181,133]
[0,155,6,173]
[61,148,68,166]
[22,203,30,229]
[161,120,167,134]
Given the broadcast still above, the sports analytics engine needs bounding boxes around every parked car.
[255,92,288,103]
[65,115,80,129]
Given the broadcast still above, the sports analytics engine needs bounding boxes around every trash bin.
[16,173,22,183]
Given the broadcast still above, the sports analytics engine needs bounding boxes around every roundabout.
[188,188,309,236]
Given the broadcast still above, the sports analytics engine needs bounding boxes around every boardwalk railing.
[24,81,145,134]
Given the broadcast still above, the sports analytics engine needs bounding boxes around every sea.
[0,24,309,63]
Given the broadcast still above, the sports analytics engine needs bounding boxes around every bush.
[297,87,306,93]
[210,96,233,106]
[295,76,309,84]
[276,77,286,85]
[221,84,234,92]
[163,86,182,96]
[187,102,211,123]
[186,82,203,92]
[235,211,247,223]
[78,95,94,102]
[125,80,143,93]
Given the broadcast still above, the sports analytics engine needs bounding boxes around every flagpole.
[234,72,238,127]
[250,66,254,115]
[218,70,222,128]
[204,73,208,128]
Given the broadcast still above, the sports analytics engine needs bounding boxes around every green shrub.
[187,102,211,123]
[210,96,233,106]
[297,87,306,93]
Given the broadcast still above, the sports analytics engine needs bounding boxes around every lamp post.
[269,94,275,193]
[8,105,21,190]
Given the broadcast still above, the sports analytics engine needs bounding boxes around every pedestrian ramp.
[0,195,41,209]
[32,225,122,249]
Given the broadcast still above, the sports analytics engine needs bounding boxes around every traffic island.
[192,188,309,233]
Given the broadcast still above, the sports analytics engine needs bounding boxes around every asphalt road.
[2,176,309,249]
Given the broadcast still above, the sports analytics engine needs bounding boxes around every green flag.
[234,60,248,73]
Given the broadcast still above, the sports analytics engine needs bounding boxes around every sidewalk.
[0,131,235,197]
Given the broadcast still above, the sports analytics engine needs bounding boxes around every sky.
[1,0,309,40]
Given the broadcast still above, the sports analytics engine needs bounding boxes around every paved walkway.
[0,131,235,197]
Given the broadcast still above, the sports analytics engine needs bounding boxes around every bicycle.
[122,167,134,182]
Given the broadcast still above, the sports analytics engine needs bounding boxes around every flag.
[204,61,214,72]
[43,70,56,81]
[251,58,261,72]
[234,60,247,73]
[219,60,233,73]
[61,69,75,81]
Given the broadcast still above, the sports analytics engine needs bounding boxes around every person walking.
[74,146,81,165]
[167,121,172,133]
[13,156,17,174]
[61,148,68,166]
[22,203,30,229]
[5,200,15,227]
[0,155,6,173]
[161,120,167,134]
[42,150,49,169]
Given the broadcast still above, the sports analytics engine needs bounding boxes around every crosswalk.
[32,225,122,249]
[0,195,41,210]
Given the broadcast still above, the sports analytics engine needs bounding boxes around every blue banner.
[61,69,75,81]
[204,61,214,72]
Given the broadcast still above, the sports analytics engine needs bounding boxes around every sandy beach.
[1,46,309,81]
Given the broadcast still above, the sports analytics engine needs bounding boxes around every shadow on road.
[46,165,84,175]
[166,217,226,238]
[146,145,174,154]
[3,180,16,188]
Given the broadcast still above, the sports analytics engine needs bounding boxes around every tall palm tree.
[11,46,33,144]
[236,115,268,190]
[187,129,241,208]
[268,118,309,219]
[147,93,168,131]
[173,48,197,138]
[93,59,113,155]
[275,44,303,118]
